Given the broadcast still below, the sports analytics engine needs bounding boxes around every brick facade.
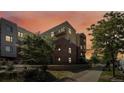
[42,21,86,64]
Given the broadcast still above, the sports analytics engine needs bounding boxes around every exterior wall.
[16,26,33,59]
[0,18,17,58]
[41,21,85,64]
[0,18,32,59]
[53,38,77,64]
[76,33,86,63]
[41,21,77,44]
[17,26,33,45]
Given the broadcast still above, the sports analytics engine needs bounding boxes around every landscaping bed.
[0,64,90,82]
[98,68,124,82]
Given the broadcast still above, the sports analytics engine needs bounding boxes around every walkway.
[59,64,104,82]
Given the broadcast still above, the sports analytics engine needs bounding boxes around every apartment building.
[76,33,86,63]
[0,18,86,64]
[41,21,86,64]
[0,18,32,61]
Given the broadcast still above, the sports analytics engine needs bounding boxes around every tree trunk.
[111,52,115,77]
[112,60,115,77]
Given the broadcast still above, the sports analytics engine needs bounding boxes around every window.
[58,57,61,62]
[80,45,83,49]
[5,35,13,42]
[51,32,54,37]
[68,57,71,63]
[58,48,61,51]
[18,32,24,37]
[5,46,11,52]
[61,27,65,32]
[68,28,71,34]
[6,25,12,32]
[68,47,71,54]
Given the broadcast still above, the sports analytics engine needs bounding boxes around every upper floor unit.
[41,21,86,51]
[41,21,77,45]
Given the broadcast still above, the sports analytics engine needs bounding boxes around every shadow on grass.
[49,64,90,73]
[0,70,57,82]
[24,70,57,82]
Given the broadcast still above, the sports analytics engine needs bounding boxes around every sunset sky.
[0,11,106,49]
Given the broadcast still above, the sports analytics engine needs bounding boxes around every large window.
[18,32,24,38]
[68,47,71,54]
[6,25,12,32]
[51,32,54,37]
[68,28,72,34]
[5,46,12,52]
[5,35,13,43]
[80,45,83,49]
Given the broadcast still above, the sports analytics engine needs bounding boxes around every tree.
[88,11,124,77]
[19,33,55,65]
[90,54,99,65]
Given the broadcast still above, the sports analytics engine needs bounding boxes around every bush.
[1,61,6,65]
[90,56,99,64]
[80,56,88,64]
[6,65,14,71]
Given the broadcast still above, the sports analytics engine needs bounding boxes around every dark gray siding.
[0,18,17,58]
[0,18,33,58]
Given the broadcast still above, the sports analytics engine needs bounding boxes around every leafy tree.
[90,55,99,64]
[19,33,54,65]
[102,49,112,63]
[88,11,124,77]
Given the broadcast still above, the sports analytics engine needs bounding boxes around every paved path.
[59,64,104,82]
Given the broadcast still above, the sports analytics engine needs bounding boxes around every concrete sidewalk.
[59,64,104,82]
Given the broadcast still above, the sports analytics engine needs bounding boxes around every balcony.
[55,30,66,37]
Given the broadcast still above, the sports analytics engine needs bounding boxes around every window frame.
[51,32,54,37]
[5,46,12,52]
[5,35,13,43]
[68,57,72,63]
[18,31,24,38]
[68,47,72,54]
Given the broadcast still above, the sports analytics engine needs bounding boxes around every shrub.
[6,64,14,71]
[90,55,99,64]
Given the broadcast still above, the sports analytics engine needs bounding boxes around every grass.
[98,68,124,82]
[98,70,113,82]
[49,71,75,80]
